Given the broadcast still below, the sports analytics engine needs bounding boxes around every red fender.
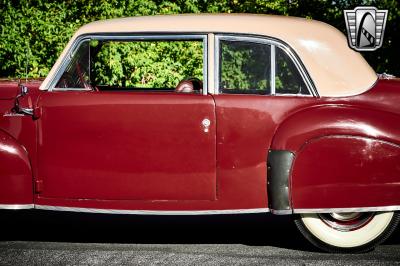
[0,129,33,205]
[271,105,400,152]
[291,135,400,209]
[271,105,400,210]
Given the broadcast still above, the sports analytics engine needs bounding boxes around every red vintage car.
[1,14,399,253]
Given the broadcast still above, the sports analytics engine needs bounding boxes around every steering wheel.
[175,77,203,93]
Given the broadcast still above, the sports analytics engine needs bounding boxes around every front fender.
[0,129,33,206]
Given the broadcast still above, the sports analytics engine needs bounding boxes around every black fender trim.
[267,150,294,214]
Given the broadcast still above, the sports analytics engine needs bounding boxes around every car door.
[36,36,217,201]
[210,35,316,209]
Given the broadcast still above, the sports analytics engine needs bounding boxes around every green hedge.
[0,0,399,78]
[92,40,204,88]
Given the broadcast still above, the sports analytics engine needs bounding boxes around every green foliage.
[275,47,308,94]
[92,40,203,88]
[220,40,270,91]
[0,0,399,78]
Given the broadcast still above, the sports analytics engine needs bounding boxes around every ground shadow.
[1,210,399,251]
[0,210,316,251]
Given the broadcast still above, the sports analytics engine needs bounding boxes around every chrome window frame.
[214,34,318,97]
[48,34,209,96]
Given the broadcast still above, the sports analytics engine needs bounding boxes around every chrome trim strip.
[47,34,209,92]
[202,35,208,96]
[214,34,316,96]
[52,88,93,91]
[3,113,26,117]
[270,44,276,95]
[294,206,400,214]
[0,204,34,210]
[275,42,317,97]
[214,35,220,95]
[270,209,292,215]
[4,204,399,214]
[34,205,269,215]
[207,33,215,95]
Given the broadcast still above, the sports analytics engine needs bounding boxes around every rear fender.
[271,105,400,152]
[291,135,400,211]
[268,105,400,213]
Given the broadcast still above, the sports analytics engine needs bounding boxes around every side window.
[219,40,271,94]
[275,47,309,95]
[218,37,310,96]
[55,40,91,89]
[54,38,204,92]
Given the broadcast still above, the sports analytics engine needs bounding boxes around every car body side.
[1,78,399,213]
[0,14,399,215]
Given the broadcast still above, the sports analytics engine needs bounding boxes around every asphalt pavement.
[0,210,399,265]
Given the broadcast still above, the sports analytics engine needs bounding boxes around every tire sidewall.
[295,211,400,253]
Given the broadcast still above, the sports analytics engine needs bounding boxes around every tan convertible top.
[40,14,377,97]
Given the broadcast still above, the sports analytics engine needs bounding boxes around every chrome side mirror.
[14,84,33,116]
[20,84,28,96]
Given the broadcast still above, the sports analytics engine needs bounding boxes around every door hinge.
[35,180,43,194]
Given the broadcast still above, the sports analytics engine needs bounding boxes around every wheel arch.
[271,104,400,152]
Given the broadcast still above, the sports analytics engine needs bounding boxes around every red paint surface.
[0,129,33,204]
[37,91,217,201]
[0,80,19,99]
[35,93,314,210]
[292,136,400,209]
[0,80,41,205]
[0,78,399,211]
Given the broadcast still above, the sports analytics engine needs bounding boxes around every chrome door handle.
[202,118,211,132]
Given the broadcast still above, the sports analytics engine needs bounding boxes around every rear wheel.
[295,211,400,253]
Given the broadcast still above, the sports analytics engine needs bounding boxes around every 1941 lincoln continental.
[1,14,399,252]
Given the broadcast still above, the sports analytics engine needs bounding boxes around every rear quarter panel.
[292,135,400,209]
[271,79,400,211]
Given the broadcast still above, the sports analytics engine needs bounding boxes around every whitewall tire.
[295,212,400,253]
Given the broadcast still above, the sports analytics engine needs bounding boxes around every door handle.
[202,118,211,133]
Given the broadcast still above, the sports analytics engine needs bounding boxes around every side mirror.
[14,84,33,116]
[20,84,28,96]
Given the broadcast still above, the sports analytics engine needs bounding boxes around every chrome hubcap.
[319,212,374,232]
[330,212,361,221]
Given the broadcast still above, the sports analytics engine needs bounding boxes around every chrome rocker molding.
[270,209,292,215]
[0,204,34,210]
[293,206,400,214]
[2,204,400,215]
[34,205,270,215]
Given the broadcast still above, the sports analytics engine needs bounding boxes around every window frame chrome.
[48,34,209,96]
[214,34,318,97]
[270,44,276,95]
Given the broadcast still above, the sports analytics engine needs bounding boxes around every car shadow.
[0,210,399,251]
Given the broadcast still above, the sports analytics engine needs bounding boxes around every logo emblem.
[344,6,388,51]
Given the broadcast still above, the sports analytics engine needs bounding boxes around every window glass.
[218,38,310,96]
[219,40,271,94]
[275,47,309,95]
[55,39,204,91]
[55,40,91,89]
